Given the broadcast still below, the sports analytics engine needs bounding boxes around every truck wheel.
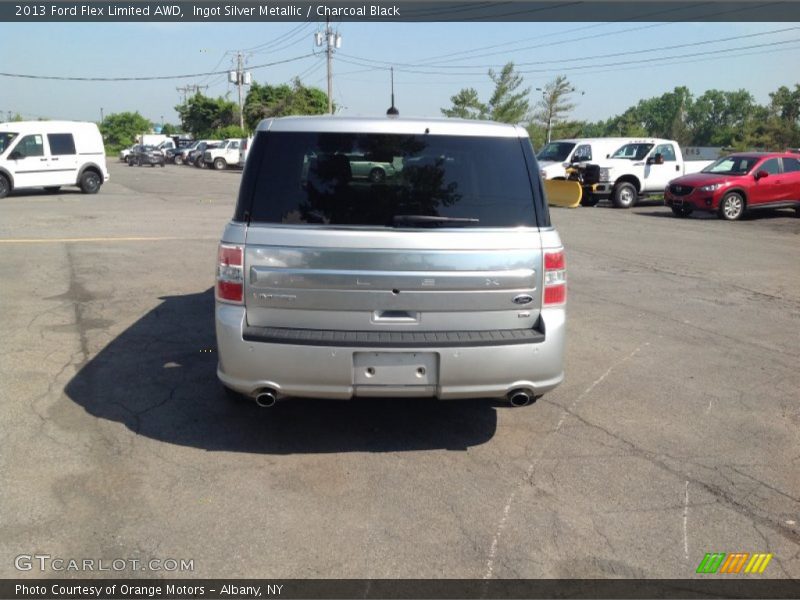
[718,192,745,221]
[0,174,10,199]
[79,171,102,194]
[612,182,637,208]
[214,158,227,171]
[174,155,183,165]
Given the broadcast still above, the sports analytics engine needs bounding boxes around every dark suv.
[127,145,165,168]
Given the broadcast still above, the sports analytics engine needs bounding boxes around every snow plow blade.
[544,180,582,208]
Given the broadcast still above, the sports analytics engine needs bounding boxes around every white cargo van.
[0,121,109,198]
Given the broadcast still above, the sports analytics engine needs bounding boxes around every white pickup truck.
[204,138,243,170]
[580,139,714,208]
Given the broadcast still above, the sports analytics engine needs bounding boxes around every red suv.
[664,152,800,220]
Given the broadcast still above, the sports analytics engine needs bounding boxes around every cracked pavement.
[0,162,798,579]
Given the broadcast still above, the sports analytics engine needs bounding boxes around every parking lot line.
[0,236,218,244]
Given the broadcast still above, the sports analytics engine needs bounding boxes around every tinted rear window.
[239,131,541,228]
[48,133,76,156]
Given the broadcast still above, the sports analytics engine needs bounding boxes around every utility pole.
[316,17,341,114]
[236,52,244,129]
[176,84,208,104]
[230,53,250,130]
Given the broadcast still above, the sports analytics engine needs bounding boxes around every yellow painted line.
[0,236,218,244]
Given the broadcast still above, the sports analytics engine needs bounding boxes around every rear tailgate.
[243,226,543,334]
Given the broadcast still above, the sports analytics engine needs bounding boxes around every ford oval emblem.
[512,294,534,305]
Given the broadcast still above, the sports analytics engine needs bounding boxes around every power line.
[342,25,800,71]
[336,36,800,77]
[0,54,315,82]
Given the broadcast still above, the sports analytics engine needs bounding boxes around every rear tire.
[671,206,692,218]
[0,174,10,199]
[214,158,227,170]
[612,182,637,208]
[79,171,102,194]
[174,155,184,165]
[368,167,386,183]
[718,192,745,221]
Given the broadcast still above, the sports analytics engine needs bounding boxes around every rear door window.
[243,132,540,228]
[781,157,800,172]
[47,133,76,156]
[760,158,781,175]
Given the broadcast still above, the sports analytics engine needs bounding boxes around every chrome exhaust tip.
[508,389,533,407]
[254,389,277,408]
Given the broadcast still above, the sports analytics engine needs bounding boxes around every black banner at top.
[4,1,800,22]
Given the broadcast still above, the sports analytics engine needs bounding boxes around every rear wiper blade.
[392,215,480,227]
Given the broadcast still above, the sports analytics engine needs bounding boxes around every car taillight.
[216,243,244,304]
[543,249,566,306]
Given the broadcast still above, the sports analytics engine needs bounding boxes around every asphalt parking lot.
[1,161,798,579]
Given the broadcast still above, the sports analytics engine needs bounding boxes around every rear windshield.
[239,131,541,228]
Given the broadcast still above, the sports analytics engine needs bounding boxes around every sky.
[2,20,800,127]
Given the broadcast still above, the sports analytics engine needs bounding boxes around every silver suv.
[215,116,565,407]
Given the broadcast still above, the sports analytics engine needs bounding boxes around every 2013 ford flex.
[215,116,566,407]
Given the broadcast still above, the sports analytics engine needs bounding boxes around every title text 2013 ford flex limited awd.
[215,117,566,407]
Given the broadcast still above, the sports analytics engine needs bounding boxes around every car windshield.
[537,142,575,162]
[702,156,760,175]
[0,132,18,155]
[244,131,539,227]
[610,143,654,160]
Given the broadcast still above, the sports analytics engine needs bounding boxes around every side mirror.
[647,153,664,165]
[755,170,769,180]
[606,154,610,158]
[8,150,22,160]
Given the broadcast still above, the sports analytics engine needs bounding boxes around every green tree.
[99,111,151,149]
[215,125,248,139]
[531,75,577,142]
[441,63,530,124]
[243,78,328,130]
[687,89,755,147]
[440,88,487,120]
[487,63,530,123]
[175,93,238,138]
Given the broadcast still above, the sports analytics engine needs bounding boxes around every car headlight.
[699,183,724,192]
[598,168,611,182]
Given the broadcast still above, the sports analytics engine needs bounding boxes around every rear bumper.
[215,304,565,400]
